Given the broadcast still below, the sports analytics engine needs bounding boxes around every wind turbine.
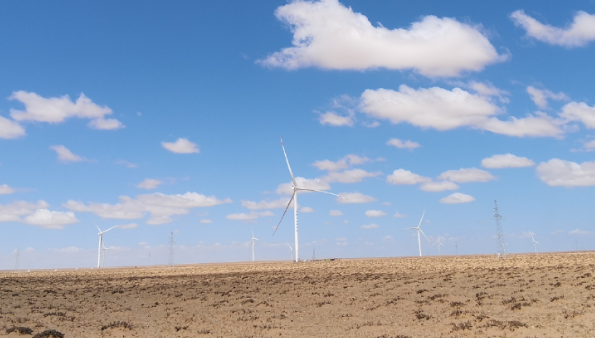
[274,137,338,262]
[286,243,294,261]
[94,223,118,268]
[406,210,429,257]
[251,230,259,262]
[531,236,538,253]
[433,237,444,255]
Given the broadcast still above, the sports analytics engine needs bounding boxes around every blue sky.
[2,0,595,269]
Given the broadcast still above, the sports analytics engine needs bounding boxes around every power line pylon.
[494,201,506,259]
[168,232,175,267]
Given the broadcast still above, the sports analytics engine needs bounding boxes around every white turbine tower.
[531,236,538,253]
[433,237,444,255]
[95,223,118,268]
[286,243,294,261]
[251,230,259,262]
[274,137,338,262]
[406,210,429,257]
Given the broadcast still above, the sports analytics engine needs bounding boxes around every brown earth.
[1,252,595,338]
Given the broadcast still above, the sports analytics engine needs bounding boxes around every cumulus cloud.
[50,145,87,163]
[65,192,232,223]
[438,168,495,183]
[569,228,592,235]
[560,102,595,128]
[318,111,355,126]
[9,91,123,129]
[387,169,430,185]
[0,200,50,223]
[276,177,331,195]
[393,212,406,218]
[386,138,420,150]
[241,197,291,210]
[337,192,376,204]
[0,184,15,195]
[361,85,564,138]
[419,180,459,192]
[584,140,595,152]
[162,138,199,154]
[329,210,343,216]
[482,154,535,168]
[259,0,505,76]
[527,86,569,109]
[0,116,25,139]
[511,10,595,48]
[200,219,213,224]
[300,207,314,213]
[361,223,379,229]
[365,210,386,217]
[21,209,80,229]
[118,223,138,229]
[322,169,382,183]
[468,81,509,103]
[536,158,595,187]
[312,154,370,171]
[136,179,163,190]
[226,211,274,221]
[440,193,476,204]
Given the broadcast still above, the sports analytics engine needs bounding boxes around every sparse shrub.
[6,327,33,335]
[451,320,472,331]
[550,295,564,302]
[414,310,431,320]
[100,321,133,331]
[450,301,465,308]
[32,330,64,338]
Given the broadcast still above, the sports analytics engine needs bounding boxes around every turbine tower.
[531,236,538,253]
[95,223,118,268]
[286,243,294,261]
[274,137,338,262]
[433,237,444,255]
[251,230,259,262]
[493,201,506,258]
[406,210,429,257]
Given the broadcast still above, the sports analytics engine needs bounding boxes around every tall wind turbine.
[95,223,118,268]
[406,210,429,257]
[251,230,259,262]
[531,236,538,253]
[274,137,338,262]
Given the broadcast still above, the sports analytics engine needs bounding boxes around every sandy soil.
[1,253,595,338]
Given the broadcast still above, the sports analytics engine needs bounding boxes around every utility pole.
[455,242,458,256]
[494,201,506,259]
[15,249,20,273]
[168,232,175,267]
[312,248,316,261]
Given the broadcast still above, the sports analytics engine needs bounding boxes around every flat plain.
[1,253,595,338]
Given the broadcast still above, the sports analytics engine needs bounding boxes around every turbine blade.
[419,228,430,242]
[93,221,101,233]
[296,188,339,197]
[103,225,119,233]
[405,227,416,230]
[417,209,426,228]
[280,137,297,187]
[273,193,295,235]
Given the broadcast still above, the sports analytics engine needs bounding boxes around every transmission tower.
[494,201,506,258]
[168,232,175,267]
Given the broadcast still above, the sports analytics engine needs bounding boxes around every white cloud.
[0,116,25,139]
[0,184,15,195]
[65,192,232,223]
[9,91,123,129]
[386,138,420,150]
[527,86,568,109]
[22,209,80,229]
[259,0,504,77]
[511,10,595,48]
[361,85,564,138]
[50,145,87,163]
[241,197,291,210]
[115,160,137,168]
[420,180,459,192]
[569,228,591,235]
[200,219,213,224]
[584,140,595,152]
[365,210,386,217]
[481,154,535,168]
[0,200,50,223]
[118,223,138,229]
[136,179,163,190]
[387,169,431,185]
[322,169,381,183]
[520,231,536,238]
[560,102,595,128]
[226,211,274,221]
[162,138,199,154]
[438,168,495,183]
[382,235,394,242]
[363,121,380,128]
[276,177,331,195]
[329,210,343,216]
[337,192,376,204]
[468,81,509,103]
[312,154,370,171]
[382,202,391,206]
[300,207,314,213]
[440,193,475,204]
[536,158,595,187]
[318,111,355,126]
[361,224,379,229]
[393,212,406,218]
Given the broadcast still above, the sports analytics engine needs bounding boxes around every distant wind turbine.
[286,243,294,261]
[406,210,429,257]
[274,137,338,262]
[433,237,444,255]
[94,223,118,268]
[531,236,538,253]
[251,230,259,262]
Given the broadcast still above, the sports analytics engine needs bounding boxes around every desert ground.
[1,253,595,338]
